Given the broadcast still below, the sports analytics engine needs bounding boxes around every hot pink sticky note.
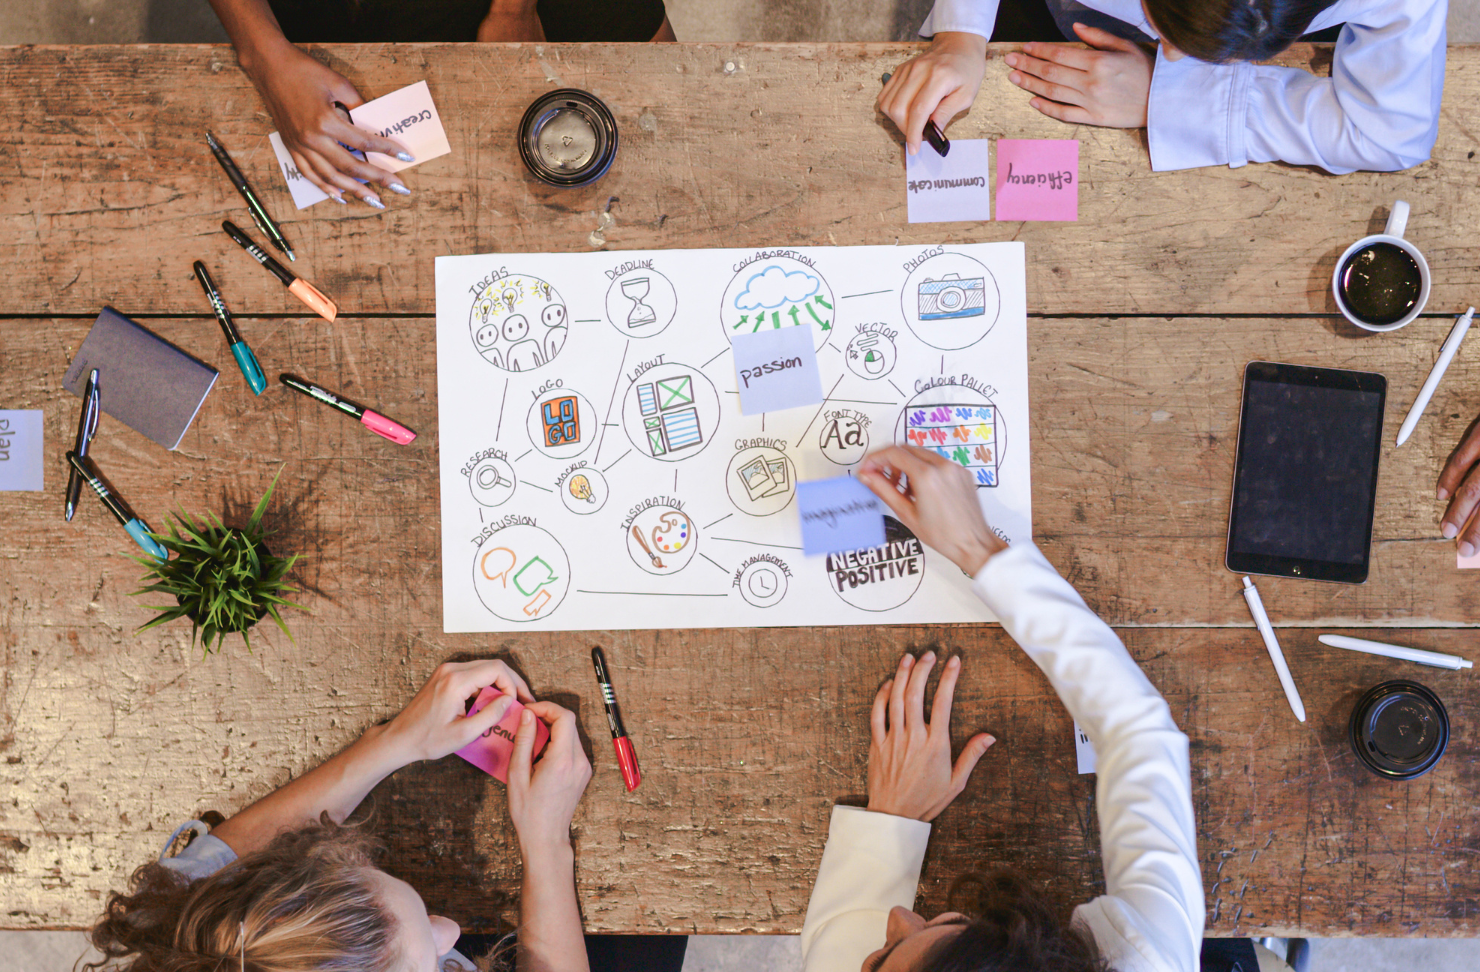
[995,139,1079,222]
[455,687,549,783]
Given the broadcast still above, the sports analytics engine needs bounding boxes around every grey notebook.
[63,307,219,450]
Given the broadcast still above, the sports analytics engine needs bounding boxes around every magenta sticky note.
[995,139,1079,222]
[454,687,549,782]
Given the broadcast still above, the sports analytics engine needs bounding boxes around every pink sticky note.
[995,139,1079,222]
[1459,547,1480,568]
[454,687,549,782]
[349,80,451,173]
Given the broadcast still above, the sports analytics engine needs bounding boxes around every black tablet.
[1226,362,1386,584]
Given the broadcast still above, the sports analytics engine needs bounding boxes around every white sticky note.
[1074,721,1097,775]
[1459,547,1480,569]
[0,410,44,491]
[796,476,885,556]
[905,138,992,224]
[271,80,451,208]
[731,325,825,415]
[268,131,331,209]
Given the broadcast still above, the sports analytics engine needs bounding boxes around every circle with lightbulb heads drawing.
[604,266,677,339]
[469,273,570,372]
[559,465,609,515]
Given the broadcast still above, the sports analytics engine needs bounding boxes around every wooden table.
[2,42,1479,938]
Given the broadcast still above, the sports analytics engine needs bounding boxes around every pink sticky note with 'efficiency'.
[995,139,1079,222]
[454,687,549,782]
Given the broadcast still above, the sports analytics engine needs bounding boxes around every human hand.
[382,660,535,764]
[878,31,988,155]
[508,701,592,854]
[857,445,1007,575]
[244,40,413,207]
[1436,414,1480,555]
[1004,23,1154,128]
[867,652,994,822]
[477,0,546,41]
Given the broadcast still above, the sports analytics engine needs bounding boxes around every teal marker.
[194,260,266,395]
[65,451,168,562]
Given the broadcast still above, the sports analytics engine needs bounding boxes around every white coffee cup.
[1331,199,1431,332]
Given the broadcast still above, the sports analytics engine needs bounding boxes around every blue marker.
[194,261,266,395]
[64,451,168,562]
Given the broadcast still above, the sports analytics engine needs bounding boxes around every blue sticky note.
[731,325,825,416]
[797,476,885,556]
[0,410,44,491]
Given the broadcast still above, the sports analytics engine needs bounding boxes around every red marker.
[592,646,641,792]
[279,373,416,444]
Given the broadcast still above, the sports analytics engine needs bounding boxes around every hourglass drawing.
[621,276,657,328]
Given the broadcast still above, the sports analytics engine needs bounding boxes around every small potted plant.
[133,469,305,654]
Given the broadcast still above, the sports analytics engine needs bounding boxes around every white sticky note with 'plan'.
[0,410,44,491]
[1074,720,1097,775]
[270,80,451,209]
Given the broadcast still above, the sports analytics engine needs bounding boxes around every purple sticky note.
[732,325,825,415]
[995,139,1079,222]
[905,138,992,224]
[797,476,886,556]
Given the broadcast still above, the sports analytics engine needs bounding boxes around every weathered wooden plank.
[1,43,1478,316]
[3,315,1479,934]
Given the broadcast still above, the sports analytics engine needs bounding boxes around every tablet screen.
[1226,362,1386,583]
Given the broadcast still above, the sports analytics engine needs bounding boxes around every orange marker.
[222,220,337,322]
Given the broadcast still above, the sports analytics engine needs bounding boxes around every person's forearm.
[208,723,409,856]
[207,0,293,76]
[516,841,589,972]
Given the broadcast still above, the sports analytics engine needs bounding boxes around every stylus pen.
[65,451,168,562]
[1396,306,1474,447]
[206,131,295,262]
[592,646,641,792]
[1318,634,1474,671]
[64,367,101,522]
[1240,577,1306,722]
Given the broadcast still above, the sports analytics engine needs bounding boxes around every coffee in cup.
[1331,200,1430,332]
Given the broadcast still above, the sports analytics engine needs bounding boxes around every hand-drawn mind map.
[435,243,1030,632]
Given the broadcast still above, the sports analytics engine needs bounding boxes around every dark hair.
[1143,0,1339,63]
[86,816,406,972]
[920,871,1111,972]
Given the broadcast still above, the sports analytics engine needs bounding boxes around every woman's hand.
[857,445,1007,575]
[867,652,995,822]
[477,0,546,41]
[508,701,592,854]
[1004,23,1154,128]
[382,660,535,765]
[242,40,413,207]
[1437,414,1480,555]
[878,31,988,155]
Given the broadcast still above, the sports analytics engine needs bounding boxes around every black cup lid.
[518,89,618,188]
[1349,679,1449,780]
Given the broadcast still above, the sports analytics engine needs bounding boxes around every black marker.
[65,452,168,562]
[64,368,101,522]
[206,132,296,262]
[880,73,950,157]
[194,262,267,395]
[278,373,417,444]
[222,221,337,322]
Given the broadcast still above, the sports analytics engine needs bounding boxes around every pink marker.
[279,373,416,445]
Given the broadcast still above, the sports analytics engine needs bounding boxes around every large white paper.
[435,243,1030,632]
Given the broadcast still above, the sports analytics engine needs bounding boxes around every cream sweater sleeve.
[799,543,1203,972]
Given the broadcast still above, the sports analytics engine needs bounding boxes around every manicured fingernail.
[1437,487,1449,500]
[396,152,415,163]
[331,193,348,205]
[1443,522,1458,539]
[363,194,385,210]
[1461,541,1475,558]
[389,183,410,195]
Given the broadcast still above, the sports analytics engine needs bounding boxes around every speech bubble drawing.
[514,556,558,596]
[480,547,517,586]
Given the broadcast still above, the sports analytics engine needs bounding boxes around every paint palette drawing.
[904,404,999,486]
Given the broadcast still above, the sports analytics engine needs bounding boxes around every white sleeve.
[1147,0,1446,173]
[799,805,933,972]
[972,544,1204,972]
[919,0,1001,38]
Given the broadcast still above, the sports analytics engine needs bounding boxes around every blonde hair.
[87,816,409,972]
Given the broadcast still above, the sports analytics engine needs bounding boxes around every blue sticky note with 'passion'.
[797,475,885,556]
[731,325,825,415]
